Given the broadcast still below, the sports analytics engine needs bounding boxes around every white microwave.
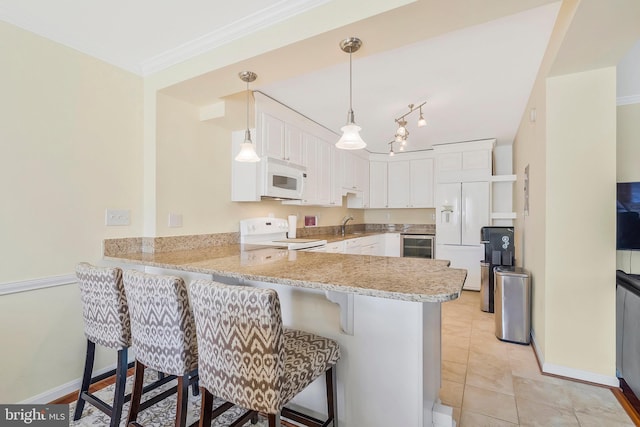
[262,157,305,200]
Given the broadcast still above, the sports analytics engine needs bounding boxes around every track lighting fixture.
[391,101,427,151]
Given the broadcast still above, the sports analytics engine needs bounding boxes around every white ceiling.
[0,0,568,153]
[0,0,328,75]
[258,3,560,153]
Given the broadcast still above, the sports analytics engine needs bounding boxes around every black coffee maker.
[480,226,515,312]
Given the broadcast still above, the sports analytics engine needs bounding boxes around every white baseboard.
[531,330,619,388]
[19,354,136,404]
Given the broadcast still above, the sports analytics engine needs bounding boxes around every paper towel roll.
[287,215,297,238]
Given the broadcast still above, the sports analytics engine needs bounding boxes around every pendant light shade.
[336,37,366,150]
[235,71,260,163]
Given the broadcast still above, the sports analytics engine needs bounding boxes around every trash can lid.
[494,266,529,277]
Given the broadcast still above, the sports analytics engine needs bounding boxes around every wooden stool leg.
[326,365,338,427]
[127,361,146,426]
[109,348,129,427]
[198,387,213,427]
[175,375,189,427]
[268,413,282,427]
[73,339,95,420]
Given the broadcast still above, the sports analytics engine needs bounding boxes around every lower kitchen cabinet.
[383,233,401,257]
[436,243,483,290]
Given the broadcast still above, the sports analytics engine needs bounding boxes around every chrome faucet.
[341,215,354,237]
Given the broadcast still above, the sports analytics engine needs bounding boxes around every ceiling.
[0,0,565,153]
[258,3,560,153]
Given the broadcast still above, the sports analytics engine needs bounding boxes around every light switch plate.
[168,213,183,228]
[105,209,130,226]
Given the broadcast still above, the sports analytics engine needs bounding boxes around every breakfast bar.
[104,242,467,427]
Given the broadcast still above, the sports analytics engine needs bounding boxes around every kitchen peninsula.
[104,237,467,427]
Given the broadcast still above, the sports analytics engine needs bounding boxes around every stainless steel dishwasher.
[400,234,435,259]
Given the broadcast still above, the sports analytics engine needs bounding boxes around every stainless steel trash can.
[480,262,491,312]
[494,267,531,344]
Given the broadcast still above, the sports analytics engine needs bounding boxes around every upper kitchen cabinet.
[342,151,370,208]
[369,160,388,208]
[258,110,304,165]
[369,153,435,209]
[434,139,495,183]
[233,92,341,204]
[284,132,333,206]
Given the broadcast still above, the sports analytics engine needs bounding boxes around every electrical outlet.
[168,213,183,227]
[105,209,130,226]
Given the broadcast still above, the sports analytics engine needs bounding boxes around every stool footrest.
[282,407,329,427]
[80,391,113,417]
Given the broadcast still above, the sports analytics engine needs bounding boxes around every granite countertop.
[105,244,466,303]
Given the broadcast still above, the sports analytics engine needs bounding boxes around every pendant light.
[235,71,260,162]
[336,37,366,150]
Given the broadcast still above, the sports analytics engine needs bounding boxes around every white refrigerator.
[435,181,489,290]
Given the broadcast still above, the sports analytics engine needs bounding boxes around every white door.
[435,183,462,245]
[461,181,489,245]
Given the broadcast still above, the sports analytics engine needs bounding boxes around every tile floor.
[439,290,635,426]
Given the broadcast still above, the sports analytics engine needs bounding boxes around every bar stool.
[122,270,201,427]
[188,280,341,427]
[74,263,175,427]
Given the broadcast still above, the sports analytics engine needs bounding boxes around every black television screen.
[617,182,640,249]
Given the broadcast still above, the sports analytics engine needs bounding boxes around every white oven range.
[240,217,327,251]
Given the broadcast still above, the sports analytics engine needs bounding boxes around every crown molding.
[1,0,329,76]
[139,0,330,76]
[617,94,640,106]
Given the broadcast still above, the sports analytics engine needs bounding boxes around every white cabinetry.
[410,158,435,208]
[435,148,492,183]
[234,92,342,205]
[384,233,401,257]
[387,161,411,208]
[369,161,388,208]
[344,238,362,254]
[329,145,342,206]
[325,241,345,253]
[342,153,369,193]
[343,152,370,208]
[294,133,331,205]
[369,153,434,209]
[259,112,305,165]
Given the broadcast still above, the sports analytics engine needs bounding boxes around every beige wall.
[155,93,365,234]
[617,103,640,182]
[1,0,402,402]
[514,0,627,381]
[0,21,144,402]
[544,68,617,376]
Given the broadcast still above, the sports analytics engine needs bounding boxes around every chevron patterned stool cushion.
[188,280,341,418]
[76,262,130,349]
[280,329,341,406]
[123,270,201,427]
[123,270,198,376]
